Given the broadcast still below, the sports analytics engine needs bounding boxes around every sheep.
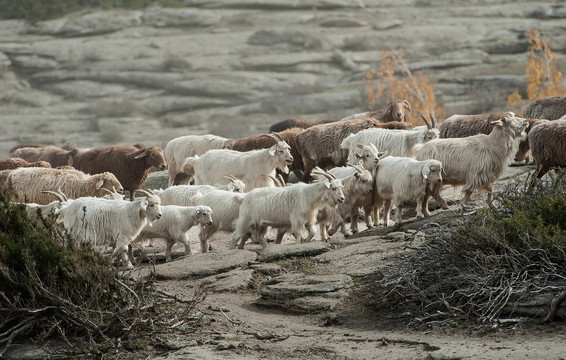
[134,205,213,262]
[439,112,538,164]
[5,167,124,205]
[329,145,388,232]
[0,158,51,171]
[230,168,345,249]
[295,117,412,183]
[370,156,443,226]
[527,119,566,178]
[269,118,336,133]
[164,134,234,186]
[10,145,79,168]
[317,164,373,239]
[341,114,439,162]
[522,95,566,120]
[231,127,305,177]
[56,189,162,269]
[155,175,245,206]
[339,99,412,122]
[415,112,528,210]
[181,133,293,191]
[190,190,247,253]
[72,144,167,201]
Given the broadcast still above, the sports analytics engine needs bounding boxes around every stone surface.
[153,249,257,280]
[200,268,255,293]
[257,242,331,262]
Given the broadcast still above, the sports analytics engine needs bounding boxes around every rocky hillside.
[1,0,565,156]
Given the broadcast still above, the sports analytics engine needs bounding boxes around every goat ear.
[95,178,105,190]
[354,172,360,178]
[403,100,411,112]
[196,209,200,215]
[140,198,148,210]
[421,162,430,180]
[379,150,388,159]
[134,148,150,159]
[490,119,504,127]
[355,153,363,159]
[269,145,277,156]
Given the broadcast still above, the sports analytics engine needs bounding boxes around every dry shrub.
[507,28,566,114]
[364,50,445,127]
[363,171,566,326]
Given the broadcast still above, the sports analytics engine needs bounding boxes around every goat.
[269,118,336,133]
[522,95,566,120]
[56,189,162,269]
[372,156,443,226]
[295,117,412,182]
[10,145,79,168]
[230,168,345,249]
[0,158,51,171]
[339,99,412,122]
[415,112,528,209]
[440,112,538,164]
[5,167,124,205]
[528,119,566,178]
[342,114,438,161]
[164,134,234,186]
[155,175,245,206]
[182,133,293,191]
[134,205,213,262]
[72,144,167,201]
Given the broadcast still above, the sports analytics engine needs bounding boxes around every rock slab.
[257,242,330,262]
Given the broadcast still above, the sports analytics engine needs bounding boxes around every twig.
[219,309,244,326]
[543,290,566,323]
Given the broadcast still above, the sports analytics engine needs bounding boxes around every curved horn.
[349,163,364,173]
[431,113,438,128]
[262,174,284,187]
[224,175,238,182]
[269,131,284,142]
[101,188,114,195]
[56,188,69,202]
[135,189,153,197]
[355,143,366,150]
[312,167,336,181]
[42,190,67,203]
[420,113,432,129]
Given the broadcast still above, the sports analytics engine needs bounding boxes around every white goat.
[134,205,213,262]
[182,133,293,191]
[164,134,234,186]
[155,176,245,206]
[189,190,246,253]
[341,114,439,161]
[230,168,345,249]
[317,164,373,239]
[56,189,162,269]
[415,112,528,208]
[373,156,443,226]
[5,167,124,205]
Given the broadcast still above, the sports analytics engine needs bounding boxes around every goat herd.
[1,95,565,269]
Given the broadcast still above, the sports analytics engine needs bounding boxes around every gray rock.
[247,28,322,50]
[184,0,365,10]
[257,242,330,262]
[316,239,385,277]
[142,7,219,27]
[372,19,403,30]
[320,17,367,27]
[258,273,353,312]
[201,268,255,293]
[154,250,257,279]
[249,262,283,275]
[56,11,143,37]
[142,170,169,191]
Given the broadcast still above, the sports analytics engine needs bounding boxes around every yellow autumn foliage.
[364,50,445,127]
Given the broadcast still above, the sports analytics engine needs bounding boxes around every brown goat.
[528,120,566,178]
[522,95,566,120]
[0,158,51,171]
[440,112,539,164]
[295,118,412,182]
[231,127,305,181]
[10,145,79,168]
[340,99,412,123]
[269,118,336,133]
[72,145,167,200]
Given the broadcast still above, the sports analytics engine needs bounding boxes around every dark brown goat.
[269,118,336,133]
[522,95,566,120]
[340,99,412,123]
[528,119,566,178]
[295,118,413,182]
[231,127,305,180]
[0,158,51,171]
[440,112,539,164]
[10,145,79,168]
[72,145,167,200]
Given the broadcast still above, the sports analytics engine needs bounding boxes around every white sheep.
[56,189,162,269]
[155,175,245,206]
[230,168,345,249]
[372,156,443,226]
[189,190,247,253]
[134,205,213,262]
[341,114,439,161]
[5,167,124,205]
[317,164,373,239]
[182,133,293,191]
[164,134,234,186]
[415,112,528,208]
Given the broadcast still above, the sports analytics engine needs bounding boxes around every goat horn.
[136,189,153,197]
[269,131,284,142]
[101,188,114,195]
[42,190,67,202]
[420,113,432,129]
[312,167,336,181]
[349,163,364,173]
[263,174,283,187]
[224,175,238,182]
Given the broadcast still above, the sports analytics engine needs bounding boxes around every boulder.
[257,243,330,262]
[56,11,143,37]
[142,7,219,27]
